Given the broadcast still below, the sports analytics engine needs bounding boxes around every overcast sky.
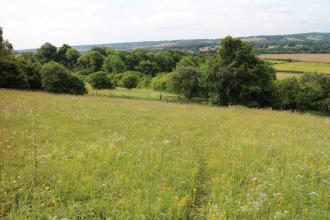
[1,0,330,49]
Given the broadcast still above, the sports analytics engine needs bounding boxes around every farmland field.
[259,54,330,63]
[272,61,330,74]
[1,90,329,219]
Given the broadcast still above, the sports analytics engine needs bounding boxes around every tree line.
[1,27,329,115]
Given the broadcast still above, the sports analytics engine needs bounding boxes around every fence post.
[160,94,162,101]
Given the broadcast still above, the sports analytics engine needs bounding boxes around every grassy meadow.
[259,54,330,63]
[1,90,330,219]
[273,61,330,74]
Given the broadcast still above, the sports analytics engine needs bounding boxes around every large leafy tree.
[65,48,80,70]
[171,66,200,100]
[137,60,160,76]
[205,37,276,107]
[77,50,104,72]
[0,27,13,58]
[103,55,126,73]
[37,42,57,63]
[57,44,72,65]
[41,61,86,95]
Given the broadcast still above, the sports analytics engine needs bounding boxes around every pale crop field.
[259,54,330,63]
[273,61,330,74]
[1,90,329,219]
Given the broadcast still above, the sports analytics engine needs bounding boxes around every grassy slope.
[1,90,329,219]
[273,62,330,74]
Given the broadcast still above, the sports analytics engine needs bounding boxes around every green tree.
[37,42,57,63]
[41,61,86,95]
[57,44,71,65]
[103,55,126,73]
[65,48,80,70]
[120,71,140,89]
[0,27,13,58]
[171,67,200,99]
[89,72,114,89]
[155,51,176,72]
[0,58,29,89]
[205,37,276,107]
[273,78,300,110]
[78,51,104,73]
[137,60,160,76]
[17,56,42,90]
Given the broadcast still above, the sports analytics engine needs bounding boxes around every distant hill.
[17,33,330,54]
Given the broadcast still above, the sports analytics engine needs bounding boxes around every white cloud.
[1,0,329,49]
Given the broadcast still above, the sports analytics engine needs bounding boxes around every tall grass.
[1,90,329,219]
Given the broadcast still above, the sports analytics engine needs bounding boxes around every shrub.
[89,72,114,89]
[120,71,140,89]
[41,61,86,95]
[103,55,126,73]
[17,57,42,90]
[170,67,200,99]
[273,78,300,110]
[138,75,152,88]
[0,58,29,89]
[296,73,330,114]
[150,72,174,92]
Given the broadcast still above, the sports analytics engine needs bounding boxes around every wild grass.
[1,90,329,219]
[276,72,302,80]
[87,85,178,101]
[273,61,330,74]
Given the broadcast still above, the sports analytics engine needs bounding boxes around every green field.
[87,86,178,101]
[1,90,330,219]
[273,61,330,74]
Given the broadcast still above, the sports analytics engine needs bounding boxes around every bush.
[103,55,126,73]
[89,72,114,89]
[41,61,86,95]
[273,78,300,110]
[138,75,152,88]
[0,58,29,89]
[119,71,140,89]
[150,72,174,92]
[170,67,200,99]
[17,57,42,90]
[295,73,330,114]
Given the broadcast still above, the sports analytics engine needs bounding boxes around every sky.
[1,0,330,49]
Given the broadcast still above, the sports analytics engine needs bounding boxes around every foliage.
[150,72,174,92]
[57,44,72,65]
[78,51,104,72]
[137,75,152,88]
[295,73,330,114]
[103,55,126,73]
[0,27,13,57]
[41,61,86,95]
[137,60,160,76]
[17,56,42,90]
[0,58,29,89]
[119,71,141,89]
[205,37,276,107]
[170,67,200,99]
[273,78,300,110]
[36,42,57,63]
[89,72,114,89]
[65,48,81,70]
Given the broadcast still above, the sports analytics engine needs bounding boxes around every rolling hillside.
[1,90,330,219]
[17,33,330,54]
